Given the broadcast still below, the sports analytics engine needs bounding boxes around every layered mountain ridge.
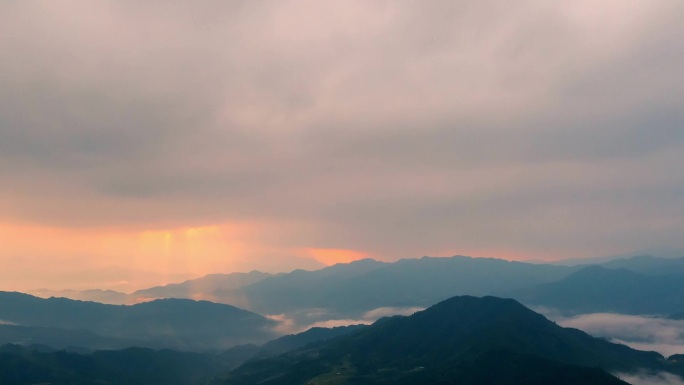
[0,292,277,350]
[220,296,682,385]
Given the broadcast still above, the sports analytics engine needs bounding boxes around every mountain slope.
[0,324,143,350]
[0,292,277,350]
[241,258,387,314]
[512,265,684,314]
[221,296,677,385]
[600,255,684,275]
[26,255,580,318]
[252,324,368,360]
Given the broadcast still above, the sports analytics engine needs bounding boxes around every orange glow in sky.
[306,248,370,265]
[0,221,290,292]
[0,219,570,292]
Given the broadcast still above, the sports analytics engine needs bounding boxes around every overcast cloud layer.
[2,1,684,273]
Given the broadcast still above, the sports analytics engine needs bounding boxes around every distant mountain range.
[240,256,579,316]
[34,255,579,308]
[144,254,684,320]
[25,254,684,327]
[599,255,684,275]
[131,270,273,308]
[218,296,683,385]
[28,271,274,306]
[0,292,277,350]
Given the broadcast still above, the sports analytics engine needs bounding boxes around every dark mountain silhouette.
[0,322,367,384]
[0,344,236,385]
[0,292,277,350]
[252,324,368,360]
[671,354,684,363]
[0,324,144,350]
[512,265,684,315]
[220,296,679,385]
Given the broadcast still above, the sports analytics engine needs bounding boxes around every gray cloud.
[2,1,684,261]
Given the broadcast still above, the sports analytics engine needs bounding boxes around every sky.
[1,0,684,291]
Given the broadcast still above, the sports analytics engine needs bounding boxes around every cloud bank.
[269,306,424,334]
[558,313,684,357]
[615,372,684,385]
[2,1,684,280]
